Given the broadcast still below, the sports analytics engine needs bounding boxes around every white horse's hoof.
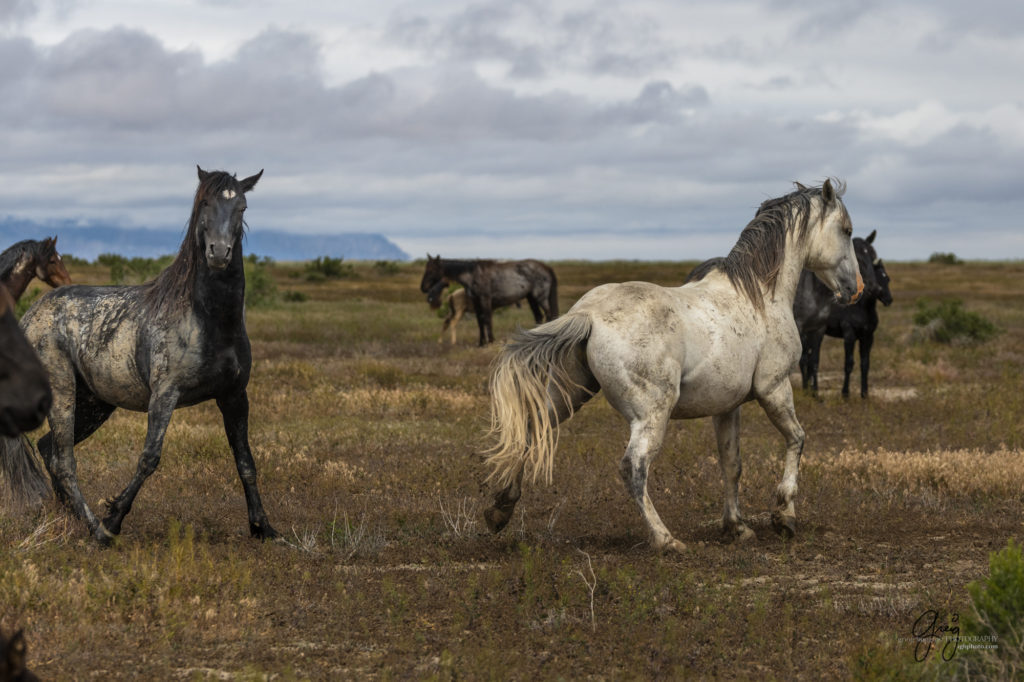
[657,538,686,554]
[771,512,797,538]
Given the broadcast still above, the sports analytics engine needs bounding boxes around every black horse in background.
[0,286,51,438]
[0,167,279,544]
[793,230,892,397]
[420,255,559,345]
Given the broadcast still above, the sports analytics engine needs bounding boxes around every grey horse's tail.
[1,435,50,505]
[486,313,596,488]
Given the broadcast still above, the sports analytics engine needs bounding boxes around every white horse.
[485,180,863,553]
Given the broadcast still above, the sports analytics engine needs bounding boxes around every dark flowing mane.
[692,180,847,311]
[144,170,247,316]
[0,240,40,281]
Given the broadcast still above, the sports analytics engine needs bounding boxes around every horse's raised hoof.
[771,512,797,539]
[483,506,512,534]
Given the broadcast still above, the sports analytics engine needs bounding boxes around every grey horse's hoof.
[771,512,796,539]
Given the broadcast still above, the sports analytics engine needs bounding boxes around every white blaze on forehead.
[222,189,236,199]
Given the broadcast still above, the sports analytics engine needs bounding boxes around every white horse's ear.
[866,229,876,244]
[822,178,835,205]
[794,181,808,191]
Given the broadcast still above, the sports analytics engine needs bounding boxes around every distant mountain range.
[0,216,409,262]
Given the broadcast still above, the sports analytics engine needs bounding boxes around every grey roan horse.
[420,256,558,345]
[793,230,892,397]
[485,181,862,552]
[0,167,278,544]
[0,286,51,438]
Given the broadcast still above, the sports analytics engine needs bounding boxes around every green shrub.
[283,290,308,303]
[96,253,173,284]
[955,539,1024,680]
[305,255,354,281]
[912,299,999,344]
[14,286,43,318]
[373,260,402,276]
[929,252,963,265]
[244,257,278,307]
[60,253,90,267]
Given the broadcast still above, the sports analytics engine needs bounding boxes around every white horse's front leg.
[619,412,685,554]
[713,407,755,543]
[757,380,805,538]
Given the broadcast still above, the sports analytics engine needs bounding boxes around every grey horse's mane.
[691,180,847,311]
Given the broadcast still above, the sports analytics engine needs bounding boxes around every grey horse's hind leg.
[713,407,755,542]
[484,348,598,533]
[619,407,685,553]
[218,390,279,540]
[100,390,178,542]
[758,381,805,539]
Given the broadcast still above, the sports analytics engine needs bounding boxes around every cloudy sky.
[1,0,1021,260]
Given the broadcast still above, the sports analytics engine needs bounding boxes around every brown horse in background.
[0,238,72,302]
[420,255,558,345]
[428,286,525,345]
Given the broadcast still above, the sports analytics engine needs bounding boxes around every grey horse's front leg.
[758,381,806,539]
[101,391,178,542]
[218,390,279,540]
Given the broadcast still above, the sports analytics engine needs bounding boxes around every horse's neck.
[191,253,246,332]
[443,260,478,285]
[767,239,808,313]
[0,255,34,301]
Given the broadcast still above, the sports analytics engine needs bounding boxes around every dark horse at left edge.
[0,167,279,544]
[0,285,51,438]
[420,255,559,345]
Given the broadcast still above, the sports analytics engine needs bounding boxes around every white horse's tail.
[0,435,50,505]
[487,313,597,488]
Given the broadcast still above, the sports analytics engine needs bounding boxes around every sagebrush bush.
[244,257,278,307]
[954,539,1024,680]
[929,252,963,265]
[305,255,354,280]
[912,299,999,344]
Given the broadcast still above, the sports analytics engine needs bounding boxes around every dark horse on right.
[420,255,559,345]
[793,229,892,397]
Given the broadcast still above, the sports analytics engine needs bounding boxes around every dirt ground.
[1,259,1022,680]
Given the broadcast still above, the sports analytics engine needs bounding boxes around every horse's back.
[22,285,156,410]
[571,277,782,417]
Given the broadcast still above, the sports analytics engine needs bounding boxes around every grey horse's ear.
[240,170,263,193]
[866,229,876,244]
[794,181,808,191]
[197,165,208,181]
[822,178,835,205]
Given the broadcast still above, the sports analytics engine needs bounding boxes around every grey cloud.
[386,0,676,79]
[0,0,37,25]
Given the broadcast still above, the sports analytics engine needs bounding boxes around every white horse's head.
[803,179,863,304]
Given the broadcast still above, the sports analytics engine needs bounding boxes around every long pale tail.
[0,435,50,505]
[487,313,596,488]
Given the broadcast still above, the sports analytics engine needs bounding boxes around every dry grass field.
[2,257,1023,680]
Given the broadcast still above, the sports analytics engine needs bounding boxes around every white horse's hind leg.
[713,407,755,542]
[757,381,806,538]
[619,412,685,553]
